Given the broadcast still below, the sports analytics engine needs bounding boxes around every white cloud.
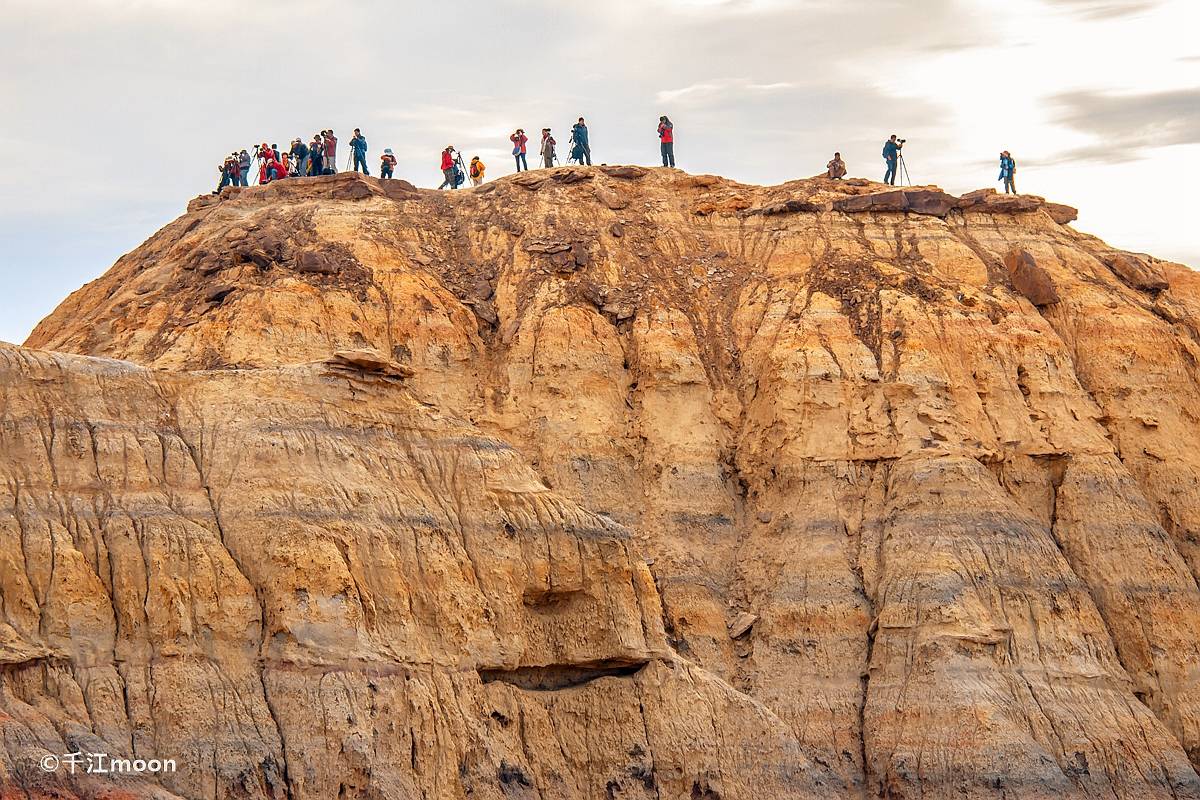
[656,79,796,106]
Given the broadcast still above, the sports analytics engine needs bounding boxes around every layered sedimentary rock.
[9,167,1200,798]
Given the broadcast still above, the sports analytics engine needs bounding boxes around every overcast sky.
[2,0,1197,345]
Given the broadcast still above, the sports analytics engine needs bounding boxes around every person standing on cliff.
[438,146,457,189]
[571,117,591,165]
[350,128,369,175]
[470,156,485,186]
[380,148,396,180]
[290,138,309,177]
[323,130,338,173]
[998,151,1017,194]
[510,129,529,171]
[658,116,675,167]
[882,135,901,185]
[826,152,846,179]
[540,128,556,168]
[308,135,324,175]
[237,149,251,186]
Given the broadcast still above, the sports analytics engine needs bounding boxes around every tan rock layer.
[13,168,1200,798]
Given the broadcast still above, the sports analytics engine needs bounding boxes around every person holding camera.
[439,146,457,189]
[350,128,369,175]
[510,129,529,171]
[882,135,903,185]
[998,151,1017,194]
[380,148,397,180]
[658,116,675,167]
[540,128,556,169]
[308,135,324,175]
[826,152,846,179]
[238,149,251,186]
[571,117,591,165]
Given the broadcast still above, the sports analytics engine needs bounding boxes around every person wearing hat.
[998,150,1017,194]
[309,134,325,175]
[237,149,251,186]
[215,153,240,193]
[469,155,486,187]
[290,138,309,177]
[438,146,457,189]
[380,148,397,180]
[350,128,369,175]
[540,128,556,169]
[510,129,529,172]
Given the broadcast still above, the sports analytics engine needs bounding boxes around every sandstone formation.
[7,167,1200,799]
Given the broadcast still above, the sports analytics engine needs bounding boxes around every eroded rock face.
[12,168,1200,798]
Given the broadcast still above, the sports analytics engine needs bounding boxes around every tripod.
[897,153,912,186]
[453,154,468,188]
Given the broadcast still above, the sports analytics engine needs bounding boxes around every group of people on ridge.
[216,118,1019,196]
[217,129,395,191]
[819,136,1018,194]
[509,117,598,172]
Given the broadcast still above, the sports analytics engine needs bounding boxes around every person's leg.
[522,153,528,170]
[668,143,675,167]
[584,145,591,166]
[514,154,520,171]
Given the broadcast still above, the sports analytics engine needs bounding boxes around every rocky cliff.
[7,166,1200,799]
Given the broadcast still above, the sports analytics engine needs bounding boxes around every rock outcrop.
[8,168,1200,799]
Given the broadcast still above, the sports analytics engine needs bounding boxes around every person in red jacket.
[658,116,675,167]
[438,146,456,189]
[323,130,338,173]
[510,129,528,172]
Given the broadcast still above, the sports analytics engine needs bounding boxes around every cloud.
[655,79,796,106]
[1048,88,1200,163]
[1041,0,1158,20]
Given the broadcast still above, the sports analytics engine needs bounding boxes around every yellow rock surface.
[7,168,1200,798]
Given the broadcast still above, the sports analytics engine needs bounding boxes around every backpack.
[470,161,481,178]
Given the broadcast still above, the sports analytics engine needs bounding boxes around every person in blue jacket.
[998,150,1017,194]
[882,135,901,185]
[350,128,369,175]
[571,117,591,166]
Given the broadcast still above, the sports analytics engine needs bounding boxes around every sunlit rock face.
[9,167,1200,799]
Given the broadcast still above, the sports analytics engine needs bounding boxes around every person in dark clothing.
[571,117,591,165]
[350,128,369,174]
[238,150,251,186]
[271,143,281,162]
[882,135,901,185]
[998,151,1017,194]
[215,154,239,193]
[290,139,309,177]
[380,148,396,179]
[308,135,324,175]
[658,116,674,167]
[510,129,529,171]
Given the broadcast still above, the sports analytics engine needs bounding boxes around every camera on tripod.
[897,138,907,145]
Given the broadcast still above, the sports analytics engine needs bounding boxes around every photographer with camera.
[883,135,904,185]
[998,151,1017,194]
[237,149,251,186]
[510,129,529,172]
[826,152,846,179]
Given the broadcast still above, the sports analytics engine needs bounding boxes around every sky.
[1,0,1197,345]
